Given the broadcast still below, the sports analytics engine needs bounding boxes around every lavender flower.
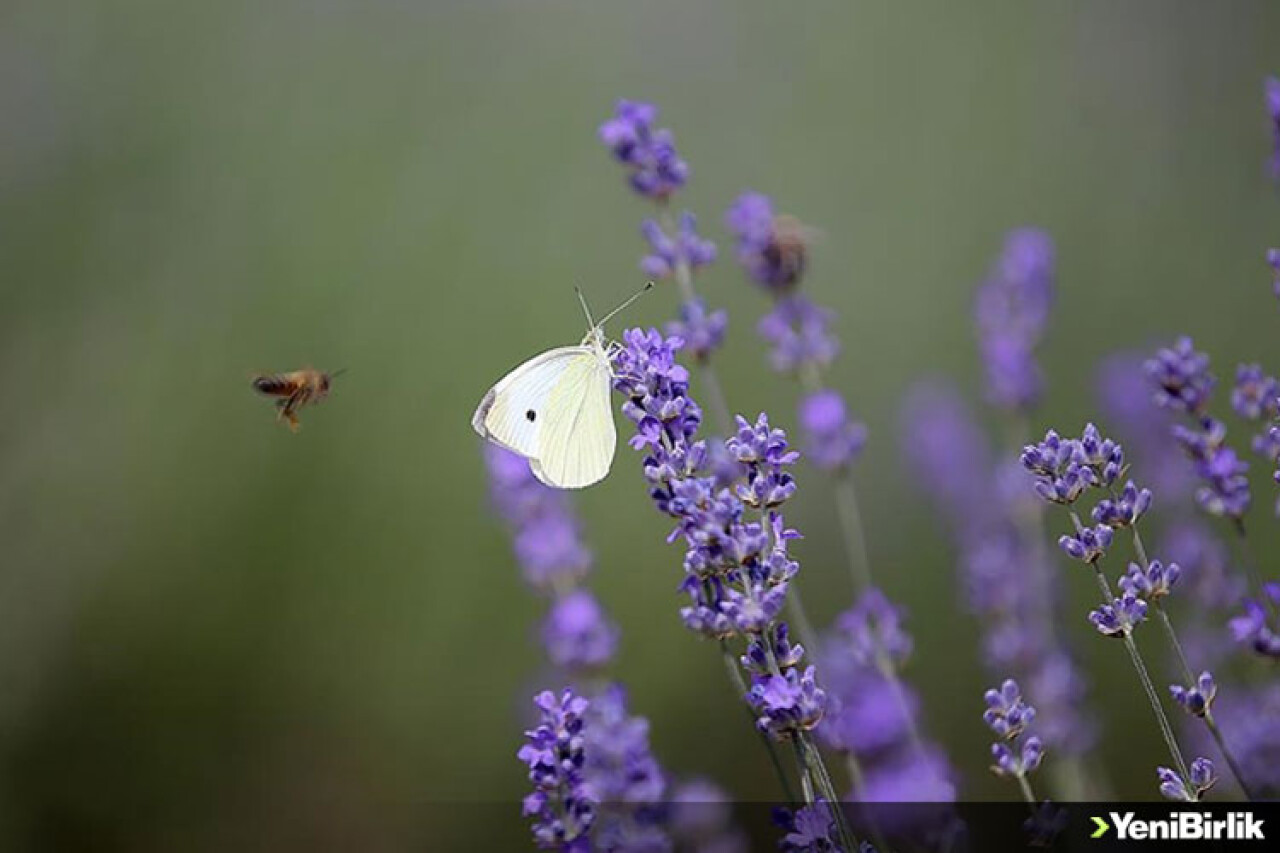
[485,444,592,590]
[819,594,958,813]
[983,679,1045,779]
[581,686,669,851]
[974,229,1055,411]
[727,414,800,508]
[725,192,812,292]
[1058,524,1114,563]
[834,587,913,670]
[612,328,704,518]
[519,689,594,851]
[598,100,688,200]
[983,679,1036,739]
[747,665,827,737]
[1087,593,1148,637]
[1092,481,1152,528]
[1231,365,1280,501]
[776,801,850,853]
[641,213,716,280]
[542,589,620,671]
[732,192,871,497]
[758,295,840,375]
[665,298,727,364]
[1118,560,1180,601]
[1228,583,1280,658]
[818,669,920,756]
[614,328,827,737]
[1169,671,1217,718]
[1076,423,1125,486]
[1158,758,1216,802]
[742,622,806,676]
[856,748,957,804]
[1143,341,1252,519]
[798,390,866,472]
[1021,430,1097,505]
[1146,337,1215,416]
[1268,248,1280,299]
[1230,364,1278,420]
[1177,433,1251,519]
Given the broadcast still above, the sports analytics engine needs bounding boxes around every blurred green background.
[2,0,1279,849]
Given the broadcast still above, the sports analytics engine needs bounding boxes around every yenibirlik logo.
[1091,811,1265,841]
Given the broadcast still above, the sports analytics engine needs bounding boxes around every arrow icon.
[1091,816,1110,838]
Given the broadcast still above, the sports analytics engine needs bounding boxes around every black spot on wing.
[526,409,537,422]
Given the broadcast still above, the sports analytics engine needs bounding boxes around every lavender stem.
[1113,616,1193,786]
[754,623,857,845]
[1231,519,1279,620]
[791,737,817,803]
[832,473,874,593]
[1068,512,1194,789]
[1015,773,1037,807]
[1127,524,1256,799]
[798,367,872,592]
[800,735,861,853]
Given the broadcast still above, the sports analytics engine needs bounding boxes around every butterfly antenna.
[574,286,596,329]
[330,368,348,379]
[596,281,655,329]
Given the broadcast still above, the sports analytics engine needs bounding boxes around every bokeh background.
[2,1,1279,849]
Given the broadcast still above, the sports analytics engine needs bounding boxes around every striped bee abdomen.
[252,374,296,396]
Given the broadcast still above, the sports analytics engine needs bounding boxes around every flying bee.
[251,368,344,432]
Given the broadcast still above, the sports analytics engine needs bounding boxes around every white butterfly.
[472,284,652,489]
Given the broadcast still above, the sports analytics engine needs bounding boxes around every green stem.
[1116,623,1192,785]
[1204,712,1256,801]
[791,737,817,803]
[797,367,872,593]
[1129,523,1256,799]
[1015,772,1038,806]
[1092,565,1191,785]
[832,472,874,593]
[1069,511,1193,791]
[1153,602,1255,799]
[1231,519,1279,620]
[801,735,861,853]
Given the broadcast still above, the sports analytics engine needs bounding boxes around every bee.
[763,214,819,291]
[251,368,344,432]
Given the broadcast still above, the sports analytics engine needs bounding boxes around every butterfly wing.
[530,351,616,489]
[472,347,591,458]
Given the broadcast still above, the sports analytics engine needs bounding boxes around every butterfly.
[472,284,652,489]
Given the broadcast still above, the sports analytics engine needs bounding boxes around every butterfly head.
[582,325,610,356]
